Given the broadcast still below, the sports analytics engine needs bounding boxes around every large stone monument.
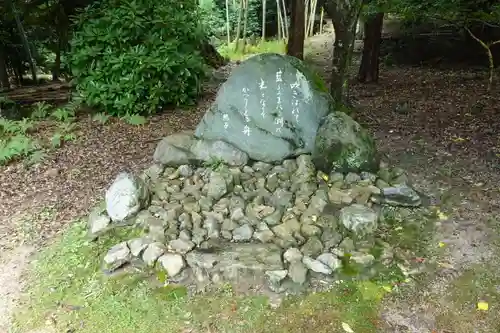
[89,53,430,296]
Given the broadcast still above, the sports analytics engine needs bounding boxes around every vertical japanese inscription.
[290,80,300,123]
[275,69,284,133]
[259,78,267,119]
[242,86,251,136]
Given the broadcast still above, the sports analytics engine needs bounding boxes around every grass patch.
[218,39,286,61]
[426,217,500,333]
[12,220,401,333]
[429,263,500,333]
[255,281,384,333]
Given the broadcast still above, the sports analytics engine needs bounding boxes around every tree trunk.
[226,0,231,44]
[201,39,228,68]
[234,0,244,51]
[330,26,354,104]
[322,0,363,108]
[242,0,249,51]
[280,0,288,39]
[0,46,10,90]
[52,41,61,81]
[287,0,305,59]
[358,12,384,83]
[261,0,266,42]
[7,0,38,83]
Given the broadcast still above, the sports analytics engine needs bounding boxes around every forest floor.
[1,32,500,333]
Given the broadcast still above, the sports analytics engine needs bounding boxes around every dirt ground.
[1,32,500,332]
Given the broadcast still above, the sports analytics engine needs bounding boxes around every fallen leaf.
[437,262,454,269]
[311,215,318,222]
[341,322,355,333]
[437,211,448,220]
[438,241,446,248]
[477,301,489,311]
[452,136,466,142]
[382,285,393,293]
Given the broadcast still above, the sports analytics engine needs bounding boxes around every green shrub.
[70,0,208,116]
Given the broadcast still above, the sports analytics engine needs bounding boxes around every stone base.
[92,154,431,296]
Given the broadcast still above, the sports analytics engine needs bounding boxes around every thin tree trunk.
[52,40,61,81]
[307,0,317,37]
[242,0,249,51]
[234,0,244,51]
[7,0,37,83]
[287,0,305,59]
[322,0,363,108]
[358,12,384,83]
[261,0,266,42]
[305,0,310,37]
[280,0,288,39]
[319,7,324,34]
[276,0,283,41]
[0,46,10,89]
[226,0,231,44]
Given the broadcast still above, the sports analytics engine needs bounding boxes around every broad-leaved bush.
[70,0,207,116]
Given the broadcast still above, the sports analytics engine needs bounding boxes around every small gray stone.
[345,172,361,184]
[153,132,196,166]
[177,165,193,177]
[316,253,342,271]
[283,247,303,263]
[192,227,207,245]
[207,172,228,200]
[232,224,254,241]
[88,207,111,238]
[179,229,192,241]
[339,204,378,235]
[300,236,324,257]
[128,237,152,257]
[103,242,131,271]
[360,171,377,182]
[266,173,280,192]
[253,229,275,243]
[263,207,284,226]
[266,269,288,291]
[158,253,186,277]
[328,187,353,205]
[169,238,195,254]
[203,217,220,239]
[351,253,375,266]
[300,223,322,238]
[376,185,421,207]
[266,269,288,282]
[142,163,165,182]
[222,218,239,231]
[230,207,245,221]
[302,256,332,275]
[288,261,308,284]
[142,242,166,266]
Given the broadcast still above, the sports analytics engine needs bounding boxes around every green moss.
[286,55,329,93]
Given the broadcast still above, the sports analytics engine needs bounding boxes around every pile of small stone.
[89,154,425,294]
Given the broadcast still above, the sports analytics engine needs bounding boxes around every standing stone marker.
[195,53,333,163]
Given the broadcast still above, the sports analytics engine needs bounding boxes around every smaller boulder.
[153,132,197,166]
[153,132,249,168]
[158,253,186,277]
[105,172,150,222]
[339,204,378,236]
[373,185,421,207]
[312,112,379,174]
[88,205,111,239]
[103,242,131,272]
